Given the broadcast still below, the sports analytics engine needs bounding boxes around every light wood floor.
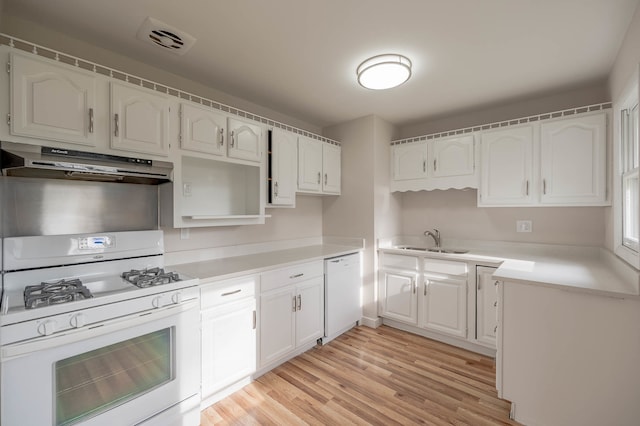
[201,325,519,425]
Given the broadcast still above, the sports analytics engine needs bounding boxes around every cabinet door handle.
[525,180,529,196]
[253,310,257,330]
[274,181,279,197]
[477,279,482,290]
[424,280,428,296]
[543,179,547,195]
[324,173,328,186]
[230,130,235,147]
[494,280,499,286]
[433,159,437,171]
[292,296,297,312]
[317,172,321,184]
[494,301,498,307]
[423,160,426,172]
[413,279,417,294]
[289,273,304,279]
[494,325,498,333]
[221,289,241,297]
[114,113,119,137]
[88,108,94,133]
[219,128,224,146]
[297,294,302,311]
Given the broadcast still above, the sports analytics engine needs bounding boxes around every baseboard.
[360,315,383,328]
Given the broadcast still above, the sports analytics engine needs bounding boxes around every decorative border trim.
[391,102,612,145]
[0,33,340,146]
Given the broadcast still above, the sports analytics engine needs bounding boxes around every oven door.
[1,300,200,426]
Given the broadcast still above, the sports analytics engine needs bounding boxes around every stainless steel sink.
[393,246,469,254]
[426,248,469,254]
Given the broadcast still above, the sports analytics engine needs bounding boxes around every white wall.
[608,2,640,100]
[323,115,401,324]
[401,190,606,246]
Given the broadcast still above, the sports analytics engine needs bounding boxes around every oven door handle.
[1,300,198,360]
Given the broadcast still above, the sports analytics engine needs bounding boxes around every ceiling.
[2,0,638,129]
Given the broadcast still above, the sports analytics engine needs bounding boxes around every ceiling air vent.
[136,17,196,56]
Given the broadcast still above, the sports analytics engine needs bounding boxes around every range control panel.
[78,236,115,250]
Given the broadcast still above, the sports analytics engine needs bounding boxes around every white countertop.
[168,244,361,283]
[379,238,640,298]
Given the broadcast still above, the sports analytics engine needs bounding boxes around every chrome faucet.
[424,229,441,248]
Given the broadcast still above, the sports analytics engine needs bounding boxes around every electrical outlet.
[516,220,532,233]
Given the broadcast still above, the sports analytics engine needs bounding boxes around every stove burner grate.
[121,267,181,288]
[24,279,93,309]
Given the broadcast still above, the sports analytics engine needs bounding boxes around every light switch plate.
[516,220,532,233]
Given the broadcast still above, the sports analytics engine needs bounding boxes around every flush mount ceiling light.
[357,54,412,90]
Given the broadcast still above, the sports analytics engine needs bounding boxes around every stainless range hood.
[1,142,172,184]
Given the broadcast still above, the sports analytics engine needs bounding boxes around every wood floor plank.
[201,325,520,425]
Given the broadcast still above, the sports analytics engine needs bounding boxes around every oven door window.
[54,327,174,426]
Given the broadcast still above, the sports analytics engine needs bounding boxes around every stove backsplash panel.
[2,177,158,237]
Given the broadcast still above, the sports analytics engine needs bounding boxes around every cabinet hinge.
[6,113,10,126]
[6,61,10,74]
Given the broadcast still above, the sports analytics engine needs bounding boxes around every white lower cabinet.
[420,275,467,338]
[476,266,498,348]
[200,275,257,405]
[259,261,324,369]
[379,271,418,324]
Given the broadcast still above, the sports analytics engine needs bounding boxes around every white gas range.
[0,230,201,426]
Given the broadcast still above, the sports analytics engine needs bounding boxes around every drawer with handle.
[201,275,257,309]
[261,260,323,293]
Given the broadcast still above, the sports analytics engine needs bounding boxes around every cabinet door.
[295,277,325,347]
[322,143,341,194]
[476,266,498,347]
[379,271,418,325]
[228,117,263,162]
[430,135,475,178]
[298,136,323,192]
[11,52,96,147]
[110,82,169,156]
[180,103,226,156]
[201,298,256,398]
[259,286,296,367]
[480,125,534,206]
[421,276,467,338]
[270,129,297,205]
[392,142,428,181]
[540,112,607,205]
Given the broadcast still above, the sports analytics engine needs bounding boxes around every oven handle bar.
[1,300,198,360]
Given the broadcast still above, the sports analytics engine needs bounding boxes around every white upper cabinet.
[180,102,226,156]
[297,136,341,195]
[269,128,297,206]
[110,82,170,157]
[322,142,341,194]
[430,135,475,179]
[540,112,607,205]
[10,52,97,147]
[479,111,609,207]
[392,142,428,181]
[479,125,534,206]
[297,136,323,192]
[228,117,263,162]
[391,135,478,192]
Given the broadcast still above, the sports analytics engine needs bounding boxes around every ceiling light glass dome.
[357,54,412,90]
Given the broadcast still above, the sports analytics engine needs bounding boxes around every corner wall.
[323,115,401,325]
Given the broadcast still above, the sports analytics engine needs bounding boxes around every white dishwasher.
[324,252,362,343]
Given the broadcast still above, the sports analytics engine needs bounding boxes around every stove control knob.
[152,295,164,308]
[171,292,182,304]
[70,313,86,328]
[37,320,57,336]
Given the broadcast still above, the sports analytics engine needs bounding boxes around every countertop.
[379,239,639,298]
[169,243,361,283]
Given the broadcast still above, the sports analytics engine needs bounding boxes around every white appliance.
[324,252,361,343]
[0,230,200,426]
